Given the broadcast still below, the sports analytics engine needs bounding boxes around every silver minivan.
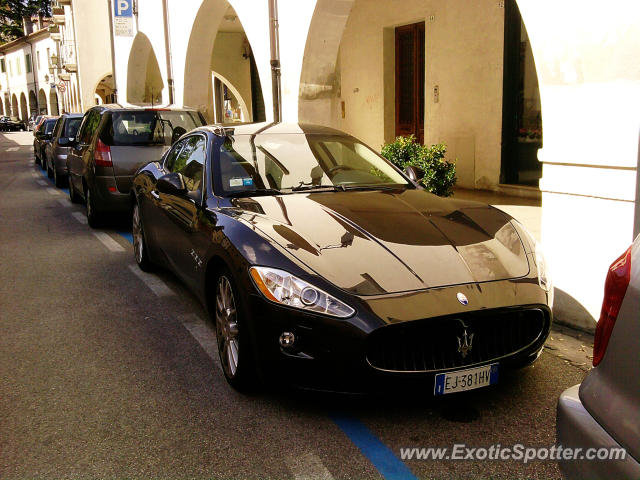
[66,105,205,227]
[556,233,640,479]
[44,113,83,187]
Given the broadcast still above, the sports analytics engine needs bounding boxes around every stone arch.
[49,88,59,115]
[28,90,37,115]
[93,73,115,105]
[298,0,354,124]
[11,94,18,117]
[38,88,48,114]
[19,92,28,121]
[4,96,10,116]
[0,100,3,116]
[183,0,266,123]
[127,32,164,105]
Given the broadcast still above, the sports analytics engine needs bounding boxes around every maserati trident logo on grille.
[456,320,474,358]
[457,292,469,305]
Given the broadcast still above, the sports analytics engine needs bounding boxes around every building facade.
[0,17,60,121]
[2,0,638,331]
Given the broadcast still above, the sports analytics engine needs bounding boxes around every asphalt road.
[0,131,589,479]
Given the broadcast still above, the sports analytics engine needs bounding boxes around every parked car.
[0,116,26,131]
[28,112,41,131]
[131,123,553,392]
[67,104,206,226]
[43,113,83,187]
[33,117,59,167]
[556,234,640,479]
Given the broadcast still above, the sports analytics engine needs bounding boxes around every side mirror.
[405,165,425,183]
[157,172,187,195]
[58,137,69,146]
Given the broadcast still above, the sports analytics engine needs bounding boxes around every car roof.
[94,103,200,113]
[195,122,350,138]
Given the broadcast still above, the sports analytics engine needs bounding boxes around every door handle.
[150,190,160,200]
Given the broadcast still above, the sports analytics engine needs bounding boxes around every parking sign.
[114,0,133,36]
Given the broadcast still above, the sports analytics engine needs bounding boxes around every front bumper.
[556,384,640,479]
[244,283,551,393]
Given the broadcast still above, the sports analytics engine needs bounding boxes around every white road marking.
[128,265,174,297]
[287,452,335,480]
[46,188,59,195]
[92,232,125,252]
[57,198,71,208]
[7,147,18,151]
[36,179,46,186]
[178,313,221,369]
[71,211,87,224]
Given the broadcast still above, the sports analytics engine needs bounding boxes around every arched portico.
[182,0,267,123]
[127,32,164,105]
[19,92,28,121]
[4,96,10,116]
[28,90,37,115]
[49,88,59,115]
[38,89,48,114]
[11,94,18,117]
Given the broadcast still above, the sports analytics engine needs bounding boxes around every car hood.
[233,188,530,295]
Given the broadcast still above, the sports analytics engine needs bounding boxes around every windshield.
[43,119,57,134]
[214,133,410,196]
[102,110,204,146]
[64,117,82,138]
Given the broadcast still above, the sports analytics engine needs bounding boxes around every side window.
[173,135,206,193]
[78,111,100,144]
[164,139,187,172]
[52,118,64,138]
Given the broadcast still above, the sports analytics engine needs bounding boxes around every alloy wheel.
[132,203,144,265]
[215,276,240,379]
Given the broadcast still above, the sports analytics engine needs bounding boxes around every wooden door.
[395,22,425,144]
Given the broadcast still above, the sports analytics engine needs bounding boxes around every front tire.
[68,175,81,203]
[132,201,154,272]
[85,185,102,228]
[53,163,65,188]
[215,269,257,391]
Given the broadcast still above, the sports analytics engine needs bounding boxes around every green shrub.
[381,136,457,197]
[380,135,422,169]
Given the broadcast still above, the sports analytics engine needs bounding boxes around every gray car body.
[44,113,83,178]
[556,233,640,479]
[66,104,202,216]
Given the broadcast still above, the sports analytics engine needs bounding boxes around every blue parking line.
[117,231,133,244]
[36,164,69,194]
[331,415,418,480]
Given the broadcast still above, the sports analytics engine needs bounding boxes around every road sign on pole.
[58,81,66,93]
[114,0,134,37]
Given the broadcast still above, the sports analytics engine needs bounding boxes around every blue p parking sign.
[115,0,132,17]
[113,0,133,36]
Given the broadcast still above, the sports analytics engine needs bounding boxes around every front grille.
[366,308,549,373]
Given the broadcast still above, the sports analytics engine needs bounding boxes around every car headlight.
[535,242,552,294]
[249,266,355,318]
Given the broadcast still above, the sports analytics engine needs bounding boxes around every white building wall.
[517,0,640,329]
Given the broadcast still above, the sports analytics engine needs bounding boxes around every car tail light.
[94,139,112,167]
[593,246,632,366]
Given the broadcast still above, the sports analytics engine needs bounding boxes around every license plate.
[434,363,499,395]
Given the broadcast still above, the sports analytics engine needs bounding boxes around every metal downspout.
[107,0,119,104]
[268,0,282,123]
[162,0,175,105]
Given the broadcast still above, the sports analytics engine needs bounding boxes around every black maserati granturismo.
[131,123,553,393]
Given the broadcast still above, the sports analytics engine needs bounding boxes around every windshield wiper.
[338,184,406,192]
[290,184,341,192]
[226,188,285,198]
